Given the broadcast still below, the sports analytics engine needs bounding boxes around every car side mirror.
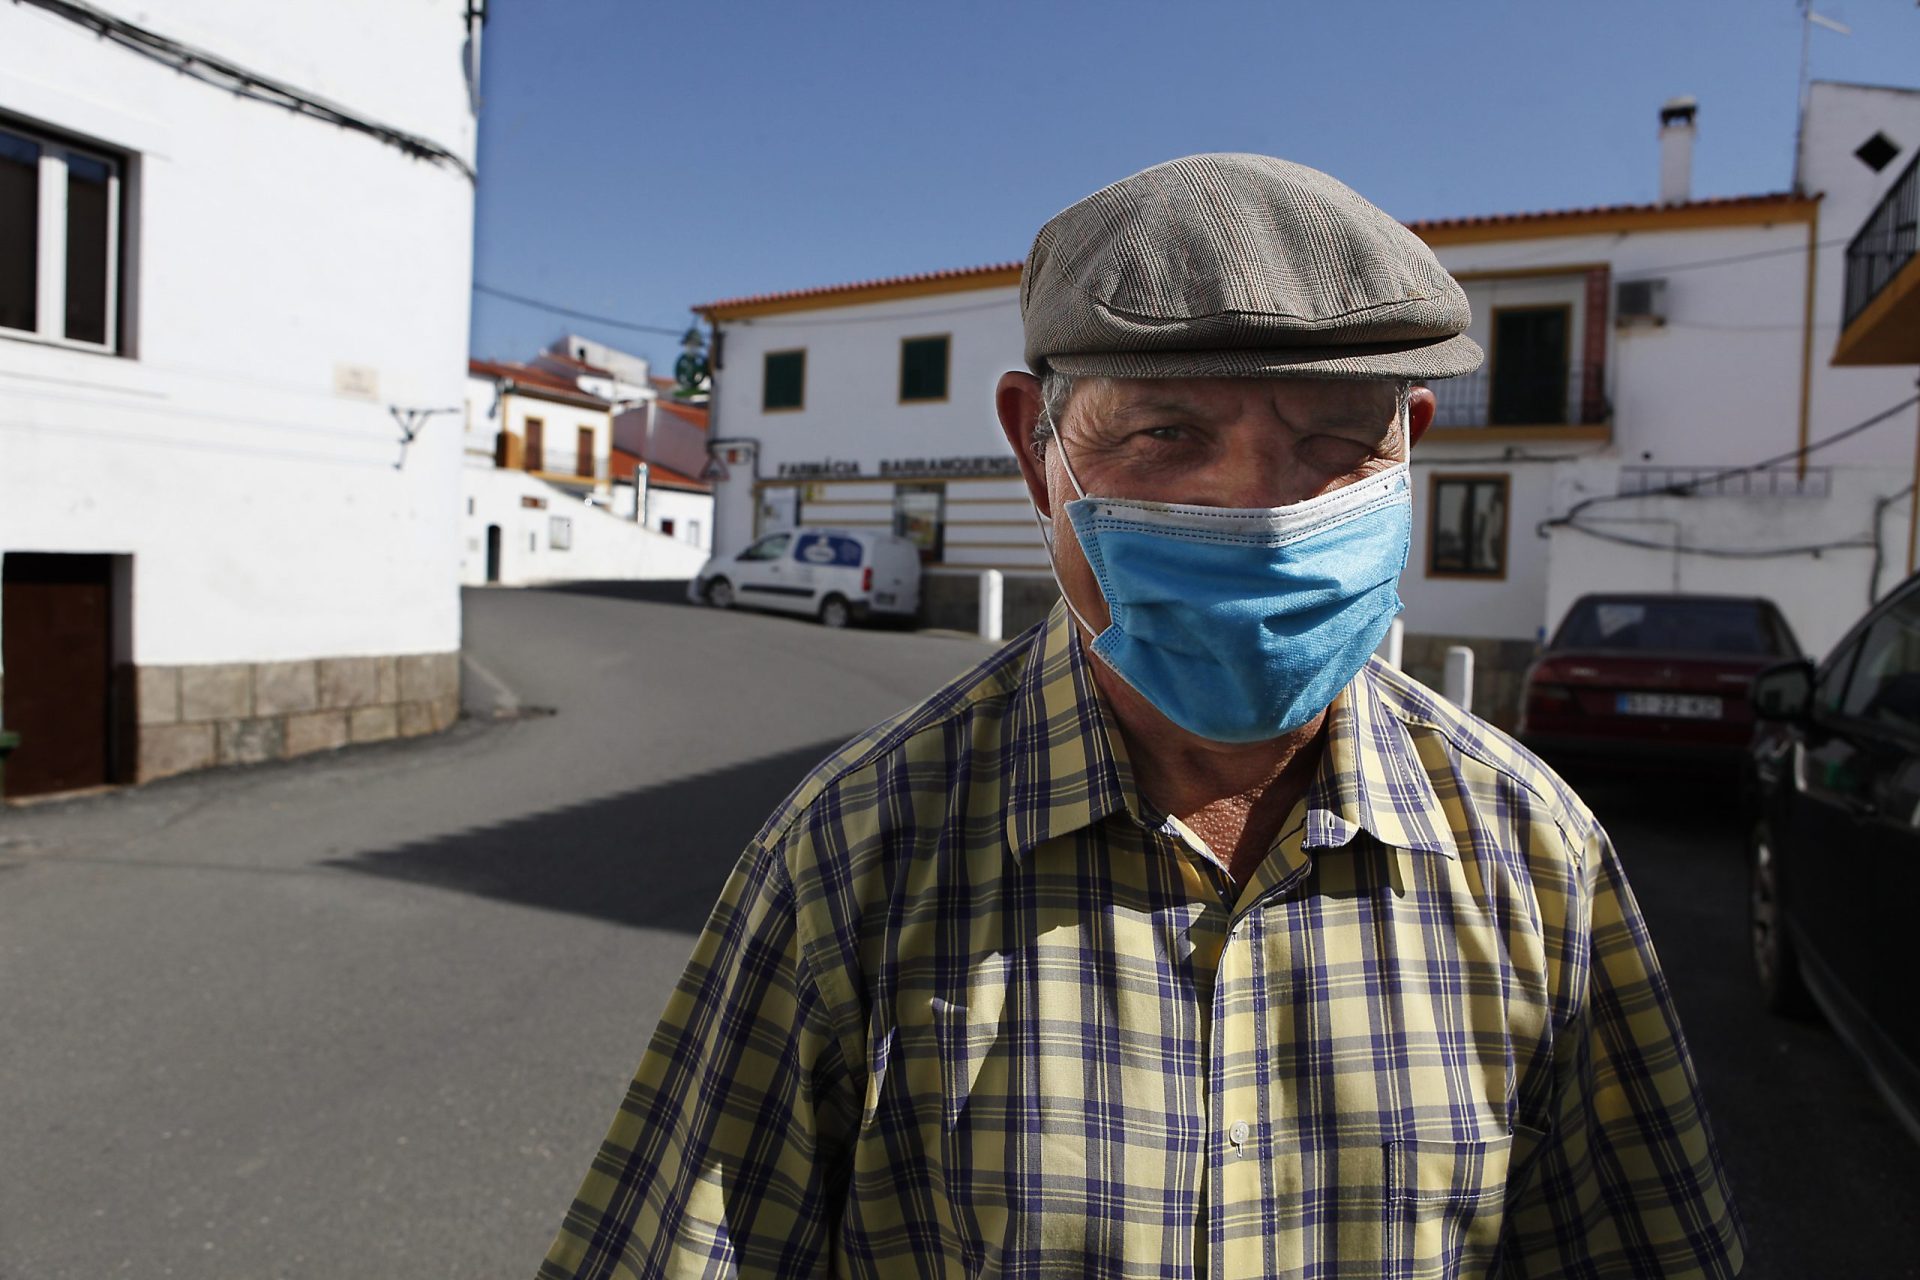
[1751,659,1814,722]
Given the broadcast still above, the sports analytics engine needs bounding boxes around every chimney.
[1659,96,1697,205]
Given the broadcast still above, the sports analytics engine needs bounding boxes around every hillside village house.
[0,1,480,799]
[462,339,709,587]
[696,84,1920,725]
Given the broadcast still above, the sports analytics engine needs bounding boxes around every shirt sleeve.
[1499,822,1746,1278]
[538,836,860,1280]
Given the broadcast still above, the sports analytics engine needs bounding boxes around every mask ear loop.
[1028,432,1106,643]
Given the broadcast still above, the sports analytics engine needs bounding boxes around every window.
[660,518,675,537]
[738,533,792,561]
[688,519,701,545]
[1838,595,1920,733]
[1428,475,1508,578]
[523,417,544,471]
[0,121,123,350]
[576,425,593,477]
[549,516,573,551]
[763,349,805,411]
[1553,598,1799,657]
[900,335,950,403]
[1489,305,1569,425]
[893,483,946,562]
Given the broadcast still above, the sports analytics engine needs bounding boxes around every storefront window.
[892,483,946,562]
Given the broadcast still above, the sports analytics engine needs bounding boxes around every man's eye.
[1140,426,1188,443]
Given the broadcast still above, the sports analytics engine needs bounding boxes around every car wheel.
[818,594,850,629]
[705,577,735,609]
[1750,822,1816,1019]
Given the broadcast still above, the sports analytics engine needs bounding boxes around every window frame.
[898,333,952,404]
[762,348,806,413]
[1426,472,1510,580]
[1487,303,1572,427]
[0,116,125,355]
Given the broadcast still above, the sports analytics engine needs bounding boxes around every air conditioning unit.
[1616,278,1668,327]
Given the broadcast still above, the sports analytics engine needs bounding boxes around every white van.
[687,527,923,627]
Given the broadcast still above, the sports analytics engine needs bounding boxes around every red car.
[1519,593,1803,768]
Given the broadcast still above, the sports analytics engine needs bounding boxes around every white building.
[0,0,482,798]
[696,85,1920,725]
[461,356,707,586]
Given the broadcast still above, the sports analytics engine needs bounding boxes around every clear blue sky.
[468,0,1919,368]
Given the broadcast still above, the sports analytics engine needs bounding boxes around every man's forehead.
[1075,375,1400,428]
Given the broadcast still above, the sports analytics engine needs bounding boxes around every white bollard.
[978,569,1004,642]
[1374,618,1404,669]
[1443,645,1475,713]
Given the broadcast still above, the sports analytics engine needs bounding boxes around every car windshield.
[1553,598,1795,656]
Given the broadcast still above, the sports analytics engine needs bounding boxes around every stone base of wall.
[922,572,1059,638]
[133,651,460,784]
[1399,634,1539,732]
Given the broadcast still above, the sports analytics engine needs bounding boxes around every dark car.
[1747,577,1920,1140]
[1519,593,1802,768]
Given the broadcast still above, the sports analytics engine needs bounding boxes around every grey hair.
[1033,370,1415,454]
[1032,368,1076,455]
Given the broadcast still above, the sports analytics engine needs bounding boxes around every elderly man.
[540,155,1743,1278]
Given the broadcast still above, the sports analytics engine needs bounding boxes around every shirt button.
[1229,1119,1250,1153]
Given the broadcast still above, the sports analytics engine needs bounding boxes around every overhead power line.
[471,283,689,337]
[15,0,475,182]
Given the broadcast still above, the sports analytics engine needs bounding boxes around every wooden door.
[576,427,593,478]
[524,417,544,472]
[2,553,112,798]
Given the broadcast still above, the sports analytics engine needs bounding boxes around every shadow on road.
[327,738,849,935]
[532,579,697,606]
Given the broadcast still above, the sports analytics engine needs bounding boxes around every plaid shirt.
[541,604,1744,1279]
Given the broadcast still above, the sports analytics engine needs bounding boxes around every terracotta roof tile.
[697,261,1022,316]
[468,358,610,407]
[692,191,1815,318]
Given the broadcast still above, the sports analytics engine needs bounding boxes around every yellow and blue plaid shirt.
[541,604,1744,1278]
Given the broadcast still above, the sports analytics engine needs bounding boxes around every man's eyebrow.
[1102,396,1218,422]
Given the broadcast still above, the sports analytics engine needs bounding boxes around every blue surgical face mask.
[1036,424,1411,743]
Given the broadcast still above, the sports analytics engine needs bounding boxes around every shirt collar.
[1301,659,1460,860]
[1005,603,1144,861]
[1005,607,1458,863]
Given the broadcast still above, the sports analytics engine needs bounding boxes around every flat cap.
[1022,153,1482,381]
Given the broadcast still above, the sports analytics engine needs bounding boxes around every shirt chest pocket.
[1377,1125,1547,1280]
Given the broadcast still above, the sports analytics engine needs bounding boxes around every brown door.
[576,427,593,478]
[2,553,113,798]
[524,417,544,472]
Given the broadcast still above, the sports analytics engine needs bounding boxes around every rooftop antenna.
[1794,0,1852,192]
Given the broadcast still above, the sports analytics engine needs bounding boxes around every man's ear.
[996,370,1053,518]
[1406,385,1436,449]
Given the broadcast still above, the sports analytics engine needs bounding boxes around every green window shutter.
[900,336,950,402]
[764,350,805,411]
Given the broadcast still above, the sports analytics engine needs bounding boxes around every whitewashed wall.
[709,285,1032,562]
[0,0,477,666]
[460,469,708,587]
[644,486,713,552]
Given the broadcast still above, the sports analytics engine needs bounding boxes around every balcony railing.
[1428,362,1607,430]
[1843,150,1919,328]
[1618,464,1830,500]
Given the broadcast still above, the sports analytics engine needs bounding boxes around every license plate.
[874,592,895,606]
[1616,693,1723,719]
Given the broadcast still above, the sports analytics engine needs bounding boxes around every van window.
[738,533,791,562]
[794,533,863,567]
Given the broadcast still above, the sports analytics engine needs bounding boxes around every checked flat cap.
[1022,153,1483,381]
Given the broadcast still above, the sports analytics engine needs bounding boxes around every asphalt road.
[2,583,1914,1277]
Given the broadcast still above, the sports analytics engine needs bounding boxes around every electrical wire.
[1541,392,1920,560]
[471,283,689,337]
[14,0,475,182]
